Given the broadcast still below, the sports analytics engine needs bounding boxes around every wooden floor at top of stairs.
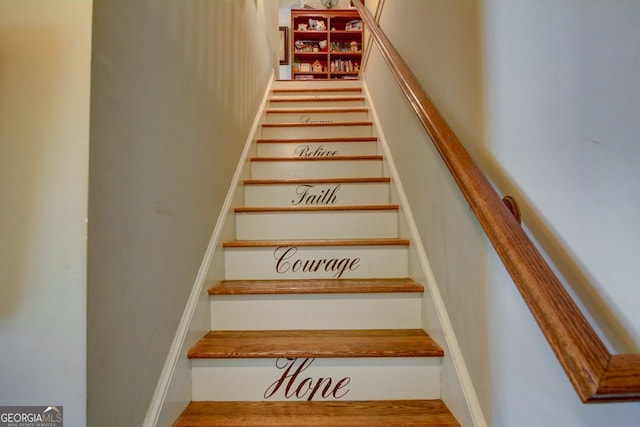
[172,399,460,426]
[222,238,410,248]
[188,329,444,359]
[208,278,424,295]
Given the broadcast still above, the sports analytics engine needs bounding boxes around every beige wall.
[364,0,640,426]
[88,1,277,425]
[0,1,92,426]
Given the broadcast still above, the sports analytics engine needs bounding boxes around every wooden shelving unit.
[291,9,363,80]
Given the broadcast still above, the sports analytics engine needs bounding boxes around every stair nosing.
[265,107,368,113]
[234,205,399,213]
[208,278,424,295]
[256,137,377,143]
[269,96,365,102]
[272,88,362,94]
[250,155,383,162]
[243,177,390,185]
[173,400,460,427]
[222,238,410,248]
[262,121,372,128]
[188,329,444,359]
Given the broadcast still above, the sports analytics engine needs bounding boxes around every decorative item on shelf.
[300,63,311,72]
[298,23,308,31]
[312,60,323,72]
[331,59,355,73]
[322,0,338,9]
[330,41,360,53]
[354,63,360,72]
[308,19,326,31]
[345,19,362,31]
[295,40,325,52]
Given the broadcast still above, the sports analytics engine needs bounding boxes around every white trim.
[360,0,385,76]
[142,71,275,427]
[374,0,386,21]
[362,81,488,427]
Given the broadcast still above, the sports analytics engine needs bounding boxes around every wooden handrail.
[351,0,640,403]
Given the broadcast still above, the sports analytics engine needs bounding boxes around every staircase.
[172,80,460,426]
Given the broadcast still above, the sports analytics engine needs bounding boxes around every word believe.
[291,184,340,205]
[294,144,337,157]
[264,358,351,401]
[274,246,360,279]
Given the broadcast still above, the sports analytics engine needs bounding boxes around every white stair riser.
[235,210,398,240]
[261,124,372,139]
[210,293,422,330]
[251,159,383,179]
[191,357,441,401]
[269,98,365,108]
[264,110,369,123]
[256,141,377,157]
[224,245,408,280]
[244,182,390,207]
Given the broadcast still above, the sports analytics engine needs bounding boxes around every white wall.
[88,1,277,425]
[0,1,92,426]
[364,1,640,426]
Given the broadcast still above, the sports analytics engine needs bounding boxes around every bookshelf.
[290,9,363,80]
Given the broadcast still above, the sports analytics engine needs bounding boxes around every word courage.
[274,246,360,279]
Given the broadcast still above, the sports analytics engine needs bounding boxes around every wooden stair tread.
[256,137,377,143]
[222,238,410,248]
[272,88,362,94]
[234,205,399,213]
[209,278,424,295]
[243,177,390,185]
[262,121,373,128]
[266,107,368,113]
[188,329,444,359]
[173,400,460,426]
[269,96,365,102]
[250,155,383,162]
